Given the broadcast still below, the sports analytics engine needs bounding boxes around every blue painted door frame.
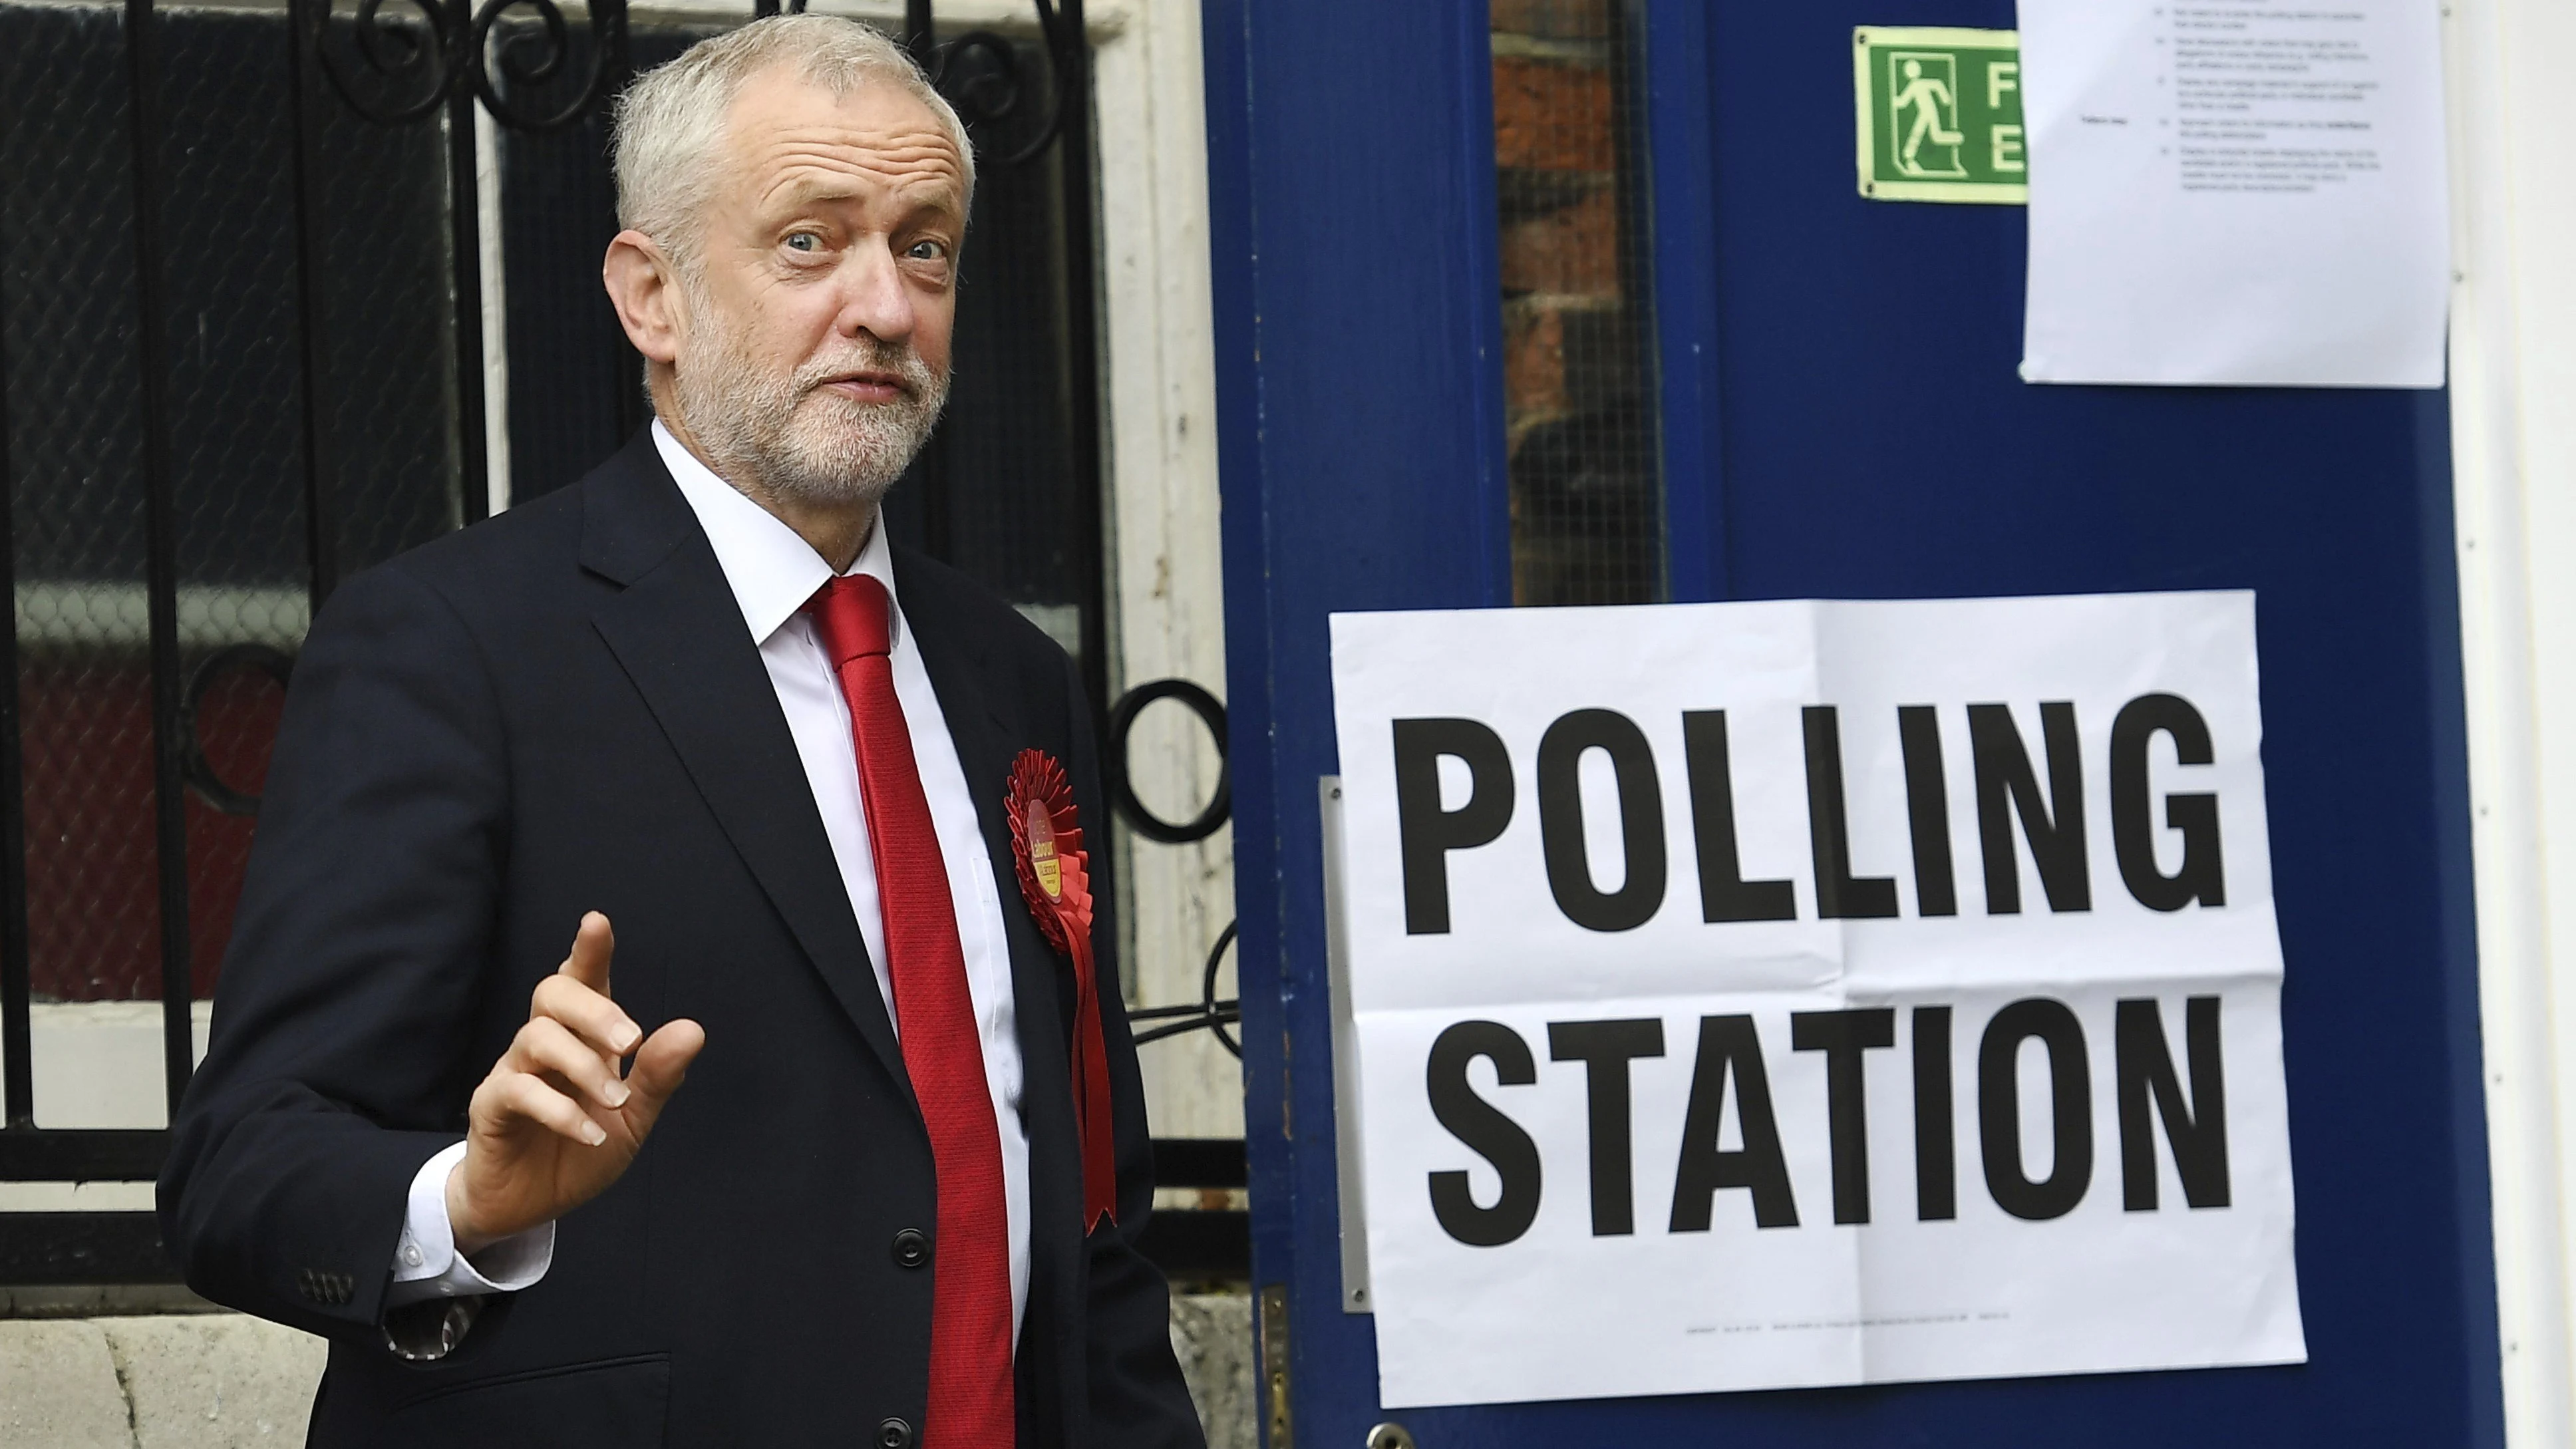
[1202,1,2503,1444]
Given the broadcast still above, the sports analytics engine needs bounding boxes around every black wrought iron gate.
[0,0,1241,1286]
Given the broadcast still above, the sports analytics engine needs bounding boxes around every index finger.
[529,972,640,1058]
[560,911,615,997]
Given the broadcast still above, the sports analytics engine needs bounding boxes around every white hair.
[612,14,976,270]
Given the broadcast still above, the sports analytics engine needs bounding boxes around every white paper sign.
[1329,592,2305,1409]
[2018,0,2449,387]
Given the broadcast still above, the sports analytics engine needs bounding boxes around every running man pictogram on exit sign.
[1853,27,2026,204]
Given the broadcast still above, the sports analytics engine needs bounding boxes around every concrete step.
[1,1292,1255,1447]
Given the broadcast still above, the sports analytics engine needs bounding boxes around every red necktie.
[810,573,1015,1449]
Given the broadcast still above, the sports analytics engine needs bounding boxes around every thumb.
[619,1018,706,1138]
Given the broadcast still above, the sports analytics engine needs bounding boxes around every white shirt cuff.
[386,1140,555,1307]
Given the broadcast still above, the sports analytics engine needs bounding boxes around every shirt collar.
[652,418,899,648]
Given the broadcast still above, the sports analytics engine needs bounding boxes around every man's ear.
[603,230,684,366]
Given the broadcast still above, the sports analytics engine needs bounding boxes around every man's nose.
[832,240,915,345]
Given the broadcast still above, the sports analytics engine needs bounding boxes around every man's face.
[669,71,965,510]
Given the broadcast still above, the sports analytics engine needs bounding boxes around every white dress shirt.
[391,420,1032,1333]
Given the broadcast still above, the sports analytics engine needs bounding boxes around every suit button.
[891,1227,929,1269]
[876,1416,914,1448]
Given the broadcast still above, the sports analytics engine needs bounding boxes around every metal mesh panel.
[1492,0,1663,606]
[0,1,458,1002]
[1,3,162,1005]
[308,17,463,575]
[496,21,678,500]
[162,9,322,999]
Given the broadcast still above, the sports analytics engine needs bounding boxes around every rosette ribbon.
[1007,749,1118,1231]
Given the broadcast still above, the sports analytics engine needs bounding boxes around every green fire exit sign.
[1853,27,2026,204]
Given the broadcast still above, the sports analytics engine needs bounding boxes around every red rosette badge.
[1007,749,1118,1231]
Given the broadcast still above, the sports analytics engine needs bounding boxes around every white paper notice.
[1328,593,2306,1409]
[2018,0,2448,387]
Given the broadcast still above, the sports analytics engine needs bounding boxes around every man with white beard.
[158,17,1205,1448]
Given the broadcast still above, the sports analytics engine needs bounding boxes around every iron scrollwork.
[295,0,629,134]
[1130,921,1239,1059]
[924,10,1073,166]
[1105,679,1239,1056]
[179,645,297,818]
[469,0,631,133]
[1104,677,1229,845]
[903,0,1078,169]
[300,0,1072,151]
[305,0,455,125]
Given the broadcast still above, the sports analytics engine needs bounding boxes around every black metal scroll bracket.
[467,0,633,133]
[880,0,1077,169]
[303,0,458,126]
[178,645,295,818]
[1105,677,1229,844]
[1103,678,1238,1057]
[295,0,633,134]
[1130,920,1239,1059]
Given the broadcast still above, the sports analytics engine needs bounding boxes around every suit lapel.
[581,440,914,1107]
[580,449,1080,1320]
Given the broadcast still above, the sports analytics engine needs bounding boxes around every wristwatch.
[381,1295,482,1363]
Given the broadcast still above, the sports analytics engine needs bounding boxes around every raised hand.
[445,913,706,1253]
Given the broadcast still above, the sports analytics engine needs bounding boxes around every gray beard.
[671,289,949,514]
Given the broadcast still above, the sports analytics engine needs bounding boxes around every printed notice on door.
[1328,593,2305,1408]
[2017,0,2448,387]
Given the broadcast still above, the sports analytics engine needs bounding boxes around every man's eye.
[785,232,821,252]
[906,240,947,261]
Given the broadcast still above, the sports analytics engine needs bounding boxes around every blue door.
[1203,1,2501,1444]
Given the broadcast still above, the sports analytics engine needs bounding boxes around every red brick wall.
[1490,5,1661,606]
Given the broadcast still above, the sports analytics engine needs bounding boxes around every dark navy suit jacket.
[159,430,1202,1448]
